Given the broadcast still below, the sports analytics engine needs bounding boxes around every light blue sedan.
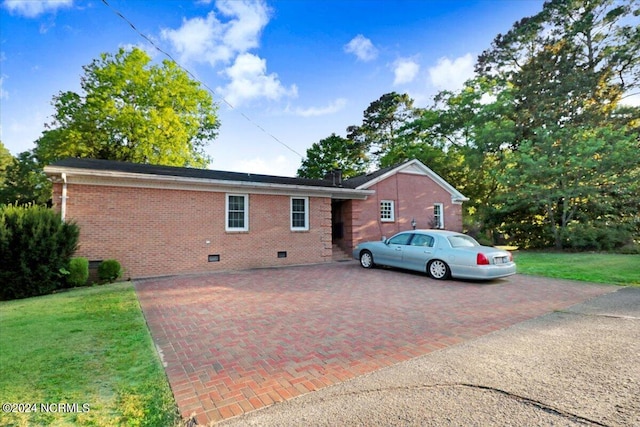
[352,230,516,280]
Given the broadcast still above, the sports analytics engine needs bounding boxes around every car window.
[388,233,412,245]
[447,235,480,248]
[410,234,434,247]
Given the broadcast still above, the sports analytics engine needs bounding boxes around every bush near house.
[98,259,123,283]
[0,204,79,300]
[67,257,89,286]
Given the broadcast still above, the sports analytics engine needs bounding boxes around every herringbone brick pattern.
[135,263,613,424]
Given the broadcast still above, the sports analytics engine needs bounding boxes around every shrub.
[67,257,89,287]
[564,223,633,251]
[98,259,122,283]
[0,204,79,300]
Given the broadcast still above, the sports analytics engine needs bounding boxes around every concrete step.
[332,244,352,262]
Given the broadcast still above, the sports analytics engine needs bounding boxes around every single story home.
[44,158,467,278]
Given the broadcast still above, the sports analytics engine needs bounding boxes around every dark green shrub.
[564,223,633,251]
[67,257,89,287]
[98,259,122,283]
[0,204,79,300]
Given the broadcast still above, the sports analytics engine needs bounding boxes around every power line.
[99,0,304,160]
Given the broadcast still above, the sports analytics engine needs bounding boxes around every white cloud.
[218,0,270,53]
[217,53,297,106]
[161,0,269,66]
[3,0,72,18]
[428,53,475,91]
[392,58,420,85]
[231,155,293,176]
[291,98,347,117]
[344,34,378,62]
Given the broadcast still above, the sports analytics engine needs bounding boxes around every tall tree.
[494,124,639,249]
[34,47,220,167]
[378,108,451,171]
[477,0,640,249]
[347,92,415,165]
[297,133,368,179]
[477,0,639,96]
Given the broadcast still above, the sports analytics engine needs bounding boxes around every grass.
[514,251,640,286]
[0,282,179,427]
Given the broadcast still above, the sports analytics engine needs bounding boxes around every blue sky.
[1,0,548,176]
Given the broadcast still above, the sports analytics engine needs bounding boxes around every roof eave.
[44,165,373,199]
[354,159,468,202]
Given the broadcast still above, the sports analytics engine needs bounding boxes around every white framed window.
[291,197,309,231]
[380,200,395,222]
[226,194,249,232]
[433,203,444,229]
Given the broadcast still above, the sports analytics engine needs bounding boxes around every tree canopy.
[296,133,368,179]
[297,0,640,251]
[0,151,51,206]
[34,47,220,168]
[346,92,415,163]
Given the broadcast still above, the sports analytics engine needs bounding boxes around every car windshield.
[447,235,480,248]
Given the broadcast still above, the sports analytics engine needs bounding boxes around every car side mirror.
[381,236,388,244]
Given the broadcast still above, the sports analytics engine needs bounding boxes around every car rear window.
[447,235,479,248]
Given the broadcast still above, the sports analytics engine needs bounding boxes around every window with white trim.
[291,197,309,231]
[380,200,395,222]
[226,194,248,231]
[433,203,444,229]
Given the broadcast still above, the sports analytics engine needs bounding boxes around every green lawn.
[514,252,640,286]
[0,282,179,427]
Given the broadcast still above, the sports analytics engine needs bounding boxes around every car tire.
[359,250,375,269]
[428,259,450,280]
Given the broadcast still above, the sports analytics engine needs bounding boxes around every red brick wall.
[52,182,332,278]
[349,172,463,247]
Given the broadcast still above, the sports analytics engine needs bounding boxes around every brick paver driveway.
[135,262,614,424]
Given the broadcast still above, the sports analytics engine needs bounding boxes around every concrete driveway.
[135,262,618,425]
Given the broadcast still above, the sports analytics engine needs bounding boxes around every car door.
[376,232,413,267]
[401,233,435,272]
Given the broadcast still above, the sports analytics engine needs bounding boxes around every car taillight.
[477,253,490,265]
[508,252,513,262]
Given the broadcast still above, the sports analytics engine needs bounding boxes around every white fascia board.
[355,159,469,202]
[44,166,373,200]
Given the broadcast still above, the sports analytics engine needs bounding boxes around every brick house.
[44,158,466,278]
[333,159,468,252]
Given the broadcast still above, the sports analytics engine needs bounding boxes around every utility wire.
[100,0,304,160]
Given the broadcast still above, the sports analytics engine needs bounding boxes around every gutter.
[61,173,68,222]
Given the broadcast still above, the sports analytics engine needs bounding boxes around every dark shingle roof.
[49,158,342,188]
[341,162,408,189]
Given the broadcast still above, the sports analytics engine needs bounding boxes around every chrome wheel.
[428,260,450,280]
[360,251,374,268]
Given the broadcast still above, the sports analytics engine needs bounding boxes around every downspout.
[61,173,67,223]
